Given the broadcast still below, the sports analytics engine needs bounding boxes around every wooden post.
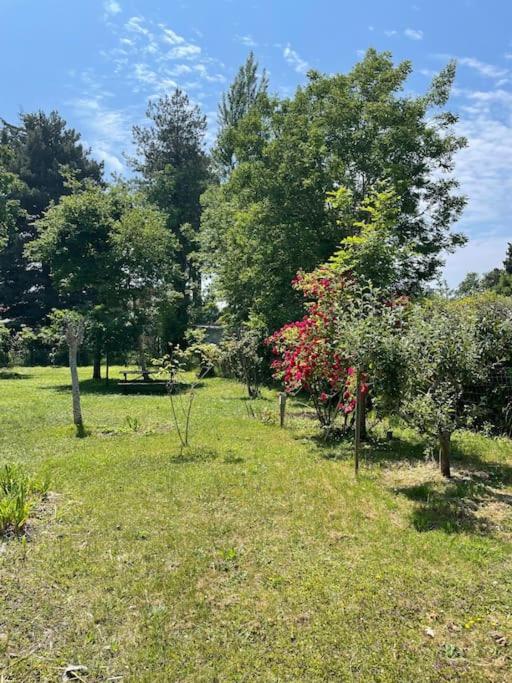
[439,430,451,478]
[279,392,287,428]
[354,369,362,476]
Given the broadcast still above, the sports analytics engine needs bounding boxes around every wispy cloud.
[457,56,508,79]
[104,0,121,17]
[236,34,257,47]
[283,44,309,74]
[404,28,423,40]
[67,92,130,174]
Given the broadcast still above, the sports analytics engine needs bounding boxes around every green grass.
[0,367,511,681]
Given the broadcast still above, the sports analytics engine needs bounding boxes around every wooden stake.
[279,392,287,428]
[354,369,362,476]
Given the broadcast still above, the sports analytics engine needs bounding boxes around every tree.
[214,52,268,175]
[201,50,466,331]
[399,302,482,477]
[0,111,103,329]
[132,90,210,343]
[456,272,482,297]
[29,181,177,378]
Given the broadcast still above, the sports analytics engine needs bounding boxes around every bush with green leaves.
[218,328,265,398]
[451,293,512,435]
[0,322,11,367]
[0,463,50,535]
[398,301,483,477]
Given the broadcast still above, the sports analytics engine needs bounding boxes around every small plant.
[125,415,141,433]
[156,344,211,455]
[0,464,49,535]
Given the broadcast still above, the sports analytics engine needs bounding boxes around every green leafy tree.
[132,90,210,343]
[399,301,482,477]
[201,50,466,331]
[214,52,268,175]
[29,182,177,378]
[455,272,482,297]
[0,111,103,329]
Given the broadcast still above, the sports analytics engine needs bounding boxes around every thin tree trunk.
[439,430,451,478]
[69,339,83,430]
[360,391,367,441]
[138,334,149,381]
[354,369,362,476]
[92,348,101,381]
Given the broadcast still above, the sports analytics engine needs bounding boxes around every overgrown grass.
[0,366,511,681]
[0,463,49,534]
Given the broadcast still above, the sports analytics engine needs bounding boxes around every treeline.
[0,49,489,376]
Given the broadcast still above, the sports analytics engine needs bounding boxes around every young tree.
[399,302,482,477]
[132,90,210,343]
[201,50,466,331]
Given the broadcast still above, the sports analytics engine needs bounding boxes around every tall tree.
[29,182,177,379]
[214,52,268,175]
[0,111,103,328]
[201,50,467,331]
[132,90,210,343]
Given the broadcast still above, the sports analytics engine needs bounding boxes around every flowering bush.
[266,270,366,430]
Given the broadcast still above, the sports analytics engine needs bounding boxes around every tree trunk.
[68,338,83,430]
[439,430,451,478]
[92,348,101,381]
[360,391,367,441]
[138,334,149,381]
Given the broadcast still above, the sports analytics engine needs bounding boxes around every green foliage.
[29,182,178,367]
[132,89,210,343]
[218,328,265,398]
[328,183,409,289]
[0,463,49,535]
[201,50,466,331]
[399,301,482,453]
[0,111,103,329]
[214,51,268,174]
[452,292,512,434]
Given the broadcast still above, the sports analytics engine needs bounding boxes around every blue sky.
[1,0,511,285]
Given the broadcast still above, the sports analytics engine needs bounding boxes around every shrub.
[0,464,49,535]
[218,329,265,398]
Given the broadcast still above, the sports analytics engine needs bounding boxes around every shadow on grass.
[0,370,32,380]
[397,474,512,534]
[42,379,203,396]
[375,437,512,535]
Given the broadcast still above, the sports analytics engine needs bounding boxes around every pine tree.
[132,89,210,343]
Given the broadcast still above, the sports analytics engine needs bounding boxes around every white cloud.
[404,28,423,40]
[444,235,510,286]
[458,56,508,79]
[167,44,201,59]
[125,16,151,37]
[384,29,397,37]
[104,0,121,16]
[236,34,257,47]
[159,26,185,46]
[68,94,129,175]
[283,44,309,74]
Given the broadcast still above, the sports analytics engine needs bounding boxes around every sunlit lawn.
[0,366,511,681]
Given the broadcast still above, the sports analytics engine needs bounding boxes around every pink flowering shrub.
[266,270,367,430]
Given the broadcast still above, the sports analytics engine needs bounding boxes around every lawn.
[0,367,511,682]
